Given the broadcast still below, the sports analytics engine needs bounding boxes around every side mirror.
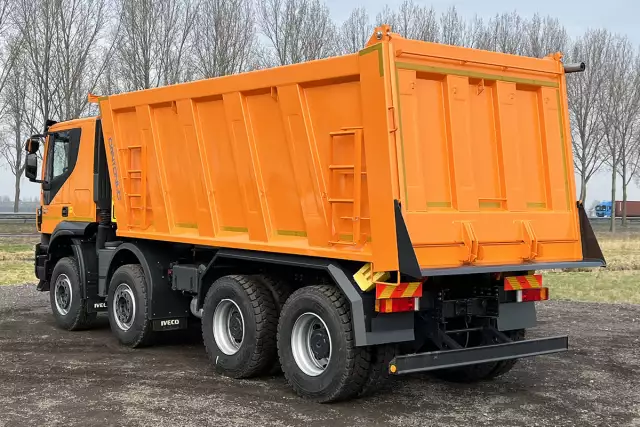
[25,153,38,181]
[24,136,41,154]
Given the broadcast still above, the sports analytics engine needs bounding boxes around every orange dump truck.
[25,26,604,402]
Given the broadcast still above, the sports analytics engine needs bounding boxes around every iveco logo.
[94,302,107,308]
[160,319,180,326]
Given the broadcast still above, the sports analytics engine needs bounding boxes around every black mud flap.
[394,200,422,279]
[389,336,568,375]
[152,318,189,332]
[87,296,108,313]
[577,202,606,265]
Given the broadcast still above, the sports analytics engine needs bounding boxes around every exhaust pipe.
[190,297,203,319]
[564,62,585,73]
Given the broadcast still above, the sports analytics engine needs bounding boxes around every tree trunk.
[622,179,628,227]
[610,166,616,233]
[13,174,21,213]
[579,172,587,202]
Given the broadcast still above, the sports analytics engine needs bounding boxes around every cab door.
[40,120,97,234]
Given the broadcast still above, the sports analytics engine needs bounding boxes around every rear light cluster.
[374,281,424,313]
[375,297,420,313]
[503,274,549,302]
[518,287,549,302]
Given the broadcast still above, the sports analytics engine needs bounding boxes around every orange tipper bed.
[97,26,599,276]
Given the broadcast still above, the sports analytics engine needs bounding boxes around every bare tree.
[525,14,568,58]
[258,0,336,66]
[191,0,256,78]
[0,0,18,103]
[612,41,640,226]
[376,1,439,42]
[337,7,372,54]
[0,47,31,212]
[52,0,111,120]
[440,6,465,46]
[485,12,526,55]
[567,29,611,203]
[113,0,198,90]
[14,0,57,132]
[598,36,639,231]
[461,15,490,49]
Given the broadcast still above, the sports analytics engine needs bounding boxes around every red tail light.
[520,287,549,302]
[375,297,420,313]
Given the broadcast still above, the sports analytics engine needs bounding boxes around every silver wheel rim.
[291,312,332,377]
[54,274,73,316]
[113,283,136,331]
[213,299,245,355]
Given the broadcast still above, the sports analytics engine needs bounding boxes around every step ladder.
[118,144,147,230]
[328,127,367,245]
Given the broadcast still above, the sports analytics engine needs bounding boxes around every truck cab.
[595,201,612,218]
[31,118,100,233]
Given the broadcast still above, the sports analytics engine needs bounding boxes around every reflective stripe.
[504,274,543,290]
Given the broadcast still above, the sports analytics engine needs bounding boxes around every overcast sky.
[2,0,639,206]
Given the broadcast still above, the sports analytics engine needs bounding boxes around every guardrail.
[589,217,640,222]
[0,213,36,224]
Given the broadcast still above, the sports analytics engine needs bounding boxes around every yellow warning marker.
[389,364,397,374]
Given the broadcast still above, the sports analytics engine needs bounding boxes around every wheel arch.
[99,241,190,320]
[44,221,96,285]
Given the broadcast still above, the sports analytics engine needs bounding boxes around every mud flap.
[577,202,606,265]
[394,200,422,279]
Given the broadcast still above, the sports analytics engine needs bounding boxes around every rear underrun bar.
[389,336,569,375]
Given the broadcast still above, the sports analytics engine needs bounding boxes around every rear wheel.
[432,329,526,383]
[278,285,370,403]
[49,257,96,330]
[201,275,278,378]
[253,275,292,374]
[107,264,154,348]
[359,344,396,397]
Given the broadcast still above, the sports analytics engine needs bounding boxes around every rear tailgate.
[390,38,582,269]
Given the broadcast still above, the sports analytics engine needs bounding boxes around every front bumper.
[389,336,568,375]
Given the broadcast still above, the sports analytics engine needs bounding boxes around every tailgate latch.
[461,221,479,264]
[520,220,539,261]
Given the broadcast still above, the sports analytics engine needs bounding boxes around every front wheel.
[278,285,370,403]
[49,257,96,330]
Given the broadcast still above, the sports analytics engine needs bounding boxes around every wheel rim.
[54,274,73,316]
[213,299,245,355]
[113,283,136,331]
[291,312,332,377]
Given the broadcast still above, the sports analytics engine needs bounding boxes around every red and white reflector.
[515,287,549,302]
[375,297,420,313]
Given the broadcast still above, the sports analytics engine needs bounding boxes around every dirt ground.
[0,285,638,427]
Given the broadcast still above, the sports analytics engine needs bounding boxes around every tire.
[107,264,154,348]
[359,344,396,397]
[49,257,96,330]
[432,329,526,383]
[253,275,292,312]
[252,275,292,374]
[201,275,278,379]
[278,285,370,403]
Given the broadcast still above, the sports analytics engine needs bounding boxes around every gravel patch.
[0,285,638,427]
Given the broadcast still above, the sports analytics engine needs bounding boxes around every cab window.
[50,132,70,179]
[43,128,81,204]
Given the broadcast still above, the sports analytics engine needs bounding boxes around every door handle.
[62,207,68,217]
